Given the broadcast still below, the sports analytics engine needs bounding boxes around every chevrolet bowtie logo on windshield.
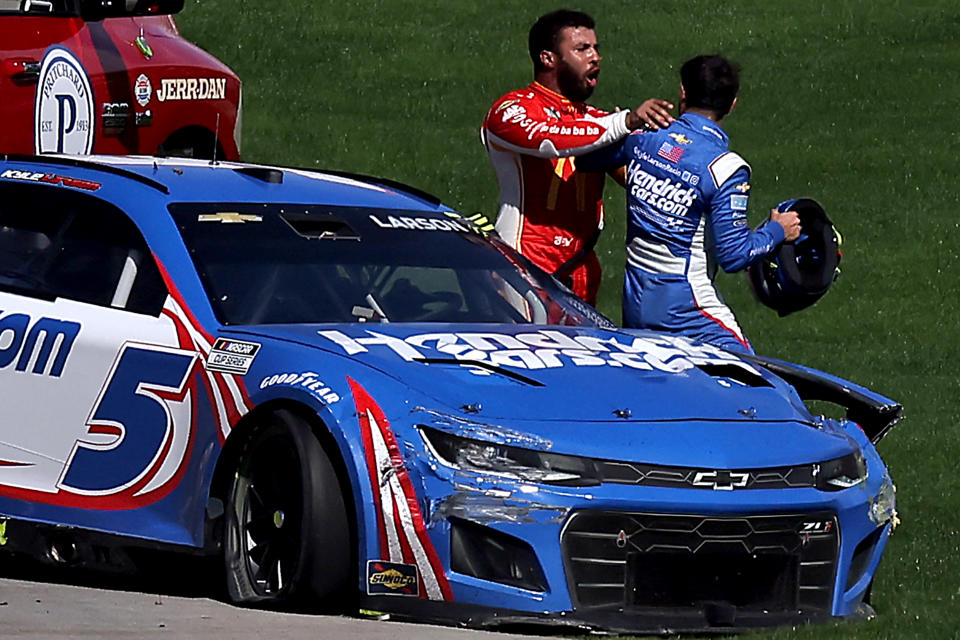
[198,212,263,224]
[692,470,749,490]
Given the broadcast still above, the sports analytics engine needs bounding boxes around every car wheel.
[223,410,351,607]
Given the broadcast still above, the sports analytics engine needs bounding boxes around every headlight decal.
[420,424,870,493]
[432,490,570,527]
[814,451,867,491]
[414,406,555,451]
[869,475,898,528]
[349,377,453,601]
[420,426,600,487]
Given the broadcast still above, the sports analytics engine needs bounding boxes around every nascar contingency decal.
[206,338,260,375]
[366,560,419,596]
[258,372,341,405]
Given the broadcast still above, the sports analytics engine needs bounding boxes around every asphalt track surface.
[0,560,553,640]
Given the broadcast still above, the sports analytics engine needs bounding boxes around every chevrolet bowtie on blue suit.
[0,154,901,634]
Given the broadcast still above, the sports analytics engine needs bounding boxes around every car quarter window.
[0,183,167,316]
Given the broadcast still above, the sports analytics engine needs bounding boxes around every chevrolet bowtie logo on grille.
[692,469,749,490]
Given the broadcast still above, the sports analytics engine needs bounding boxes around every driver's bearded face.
[553,26,601,102]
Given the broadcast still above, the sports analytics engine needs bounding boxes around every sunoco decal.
[206,338,260,375]
[319,329,758,376]
[366,561,419,596]
[35,46,94,155]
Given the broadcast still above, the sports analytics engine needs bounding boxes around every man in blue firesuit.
[579,55,800,352]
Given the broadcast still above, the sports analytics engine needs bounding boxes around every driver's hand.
[771,208,801,242]
[625,99,675,131]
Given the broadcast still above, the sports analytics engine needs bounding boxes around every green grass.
[179,1,960,636]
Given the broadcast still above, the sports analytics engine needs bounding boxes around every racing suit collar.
[679,112,729,145]
[530,82,587,115]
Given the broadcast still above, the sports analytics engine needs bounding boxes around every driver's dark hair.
[680,55,740,117]
[529,10,596,72]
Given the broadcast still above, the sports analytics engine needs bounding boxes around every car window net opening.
[171,203,603,327]
[0,183,166,315]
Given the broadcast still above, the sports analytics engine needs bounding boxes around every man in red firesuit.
[481,9,674,305]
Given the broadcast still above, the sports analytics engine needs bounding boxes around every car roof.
[0,154,450,213]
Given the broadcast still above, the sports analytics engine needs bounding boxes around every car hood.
[239,323,813,424]
[235,323,856,466]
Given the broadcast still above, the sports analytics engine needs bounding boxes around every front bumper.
[352,404,895,634]
[362,500,891,634]
[358,594,877,636]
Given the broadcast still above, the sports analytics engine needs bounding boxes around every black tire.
[223,410,351,607]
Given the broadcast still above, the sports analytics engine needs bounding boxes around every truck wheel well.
[157,127,225,161]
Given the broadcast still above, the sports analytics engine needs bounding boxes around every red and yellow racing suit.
[481,82,632,305]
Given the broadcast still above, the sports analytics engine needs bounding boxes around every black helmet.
[747,198,841,317]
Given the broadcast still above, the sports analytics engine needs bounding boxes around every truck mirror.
[77,0,184,21]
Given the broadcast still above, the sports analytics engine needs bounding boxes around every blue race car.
[0,154,900,634]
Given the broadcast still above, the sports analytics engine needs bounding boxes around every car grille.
[562,511,838,618]
[597,460,816,490]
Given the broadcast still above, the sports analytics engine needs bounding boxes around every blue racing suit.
[579,112,784,352]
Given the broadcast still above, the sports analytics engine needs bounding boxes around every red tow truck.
[0,0,240,160]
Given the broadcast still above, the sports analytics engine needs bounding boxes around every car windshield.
[171,203,613,327]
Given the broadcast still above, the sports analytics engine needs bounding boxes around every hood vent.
[695,363,772,388]
[414,357,544,387]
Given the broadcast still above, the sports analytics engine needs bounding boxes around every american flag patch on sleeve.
[657,142,685,163]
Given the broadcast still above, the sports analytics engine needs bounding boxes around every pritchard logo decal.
[35,46,94,155]
[366,561,419,596]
